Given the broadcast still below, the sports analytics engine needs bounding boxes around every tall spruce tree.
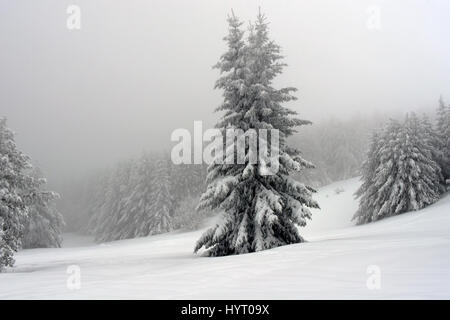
[0,118,32,269]
[194,12,319,256]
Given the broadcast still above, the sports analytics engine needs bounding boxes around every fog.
[1,0,450,185]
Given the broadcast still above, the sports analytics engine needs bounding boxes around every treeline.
[61,113,408,239]
[291,114,387,187]
[61,153,209,242]
[354,98,450,224]
[0,118,64,270]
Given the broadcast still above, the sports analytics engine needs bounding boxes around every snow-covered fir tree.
[93,160,136,242]
[194,12,319,256]
[420,114,446,191]
[352,130,383,224]
[105,159,136,241]
[118,155,154,239]
[84,170,111,235]
[354,114,442,224]
[21,167,65,249]
[146,154,173,235]
[0,118,32,269]
[436,96,450,181]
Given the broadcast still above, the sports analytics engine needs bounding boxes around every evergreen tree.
[146,154,173,235]
[92,162,127,242]
[436,96,450,181]
[436,96,448,137]
[130,154,157,237]
[107,159,136,241]
[420,114,446,191]
[0,118,32,269]
[352,130,382,224]
[354,114,442,224]
[84,170,110,235]
[21,167,65,249]
[194,12,319,256]
[113,156,150,239]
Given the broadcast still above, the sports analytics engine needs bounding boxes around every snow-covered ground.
[1,177,450,299]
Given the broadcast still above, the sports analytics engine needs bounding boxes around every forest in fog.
[54,98,448,242]
[1,1,450,301]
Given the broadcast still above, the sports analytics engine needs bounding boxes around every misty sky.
[1,0,450,185]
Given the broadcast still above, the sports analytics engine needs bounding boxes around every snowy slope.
[1,177,450,299]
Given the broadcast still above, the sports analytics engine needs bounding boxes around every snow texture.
[1,178,449,299]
